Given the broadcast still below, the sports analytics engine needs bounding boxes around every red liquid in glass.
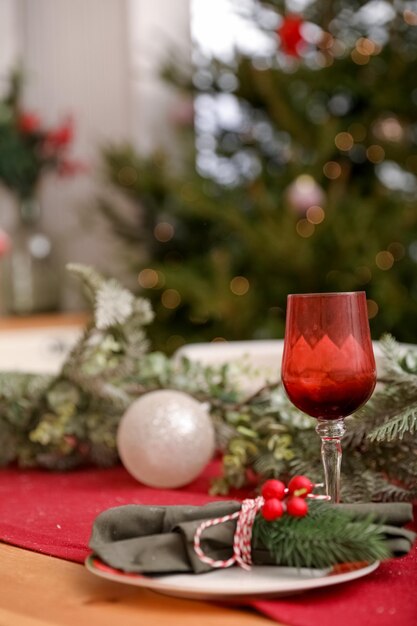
[281,293,377,421]
[282,373,376,420]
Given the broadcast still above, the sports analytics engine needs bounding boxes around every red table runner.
[0,462,416,626]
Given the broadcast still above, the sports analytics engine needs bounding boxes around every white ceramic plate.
[85,556,379,600]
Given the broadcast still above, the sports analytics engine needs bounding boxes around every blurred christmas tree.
[100,0,417,353]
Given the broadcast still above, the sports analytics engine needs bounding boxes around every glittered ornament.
[117,389,215,489]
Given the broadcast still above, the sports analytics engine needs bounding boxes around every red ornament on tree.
[277,15,306,57]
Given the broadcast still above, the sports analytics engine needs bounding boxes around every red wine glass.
[281,292,376,502]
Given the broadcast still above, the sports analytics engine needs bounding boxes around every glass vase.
[3,196,61,315]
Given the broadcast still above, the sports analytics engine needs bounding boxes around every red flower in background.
[17,112,41,134]
[0,71,86,199]
[46,117,74,147]
[57,158,89,177]
[277,15,306,57]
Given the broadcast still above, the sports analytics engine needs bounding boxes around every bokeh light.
[367,299,379,319]
[138,268,159,288]
[154,222,175,242]
[323,161,342,179]
[375,251,394,270]
[161,289,181,309]
[366,145,385,163]
[335,132,354,151]
[230,276,250,295]
[296,219,315,237]
[306,205,325,224]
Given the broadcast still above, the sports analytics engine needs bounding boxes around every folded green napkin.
[89,500,415,575]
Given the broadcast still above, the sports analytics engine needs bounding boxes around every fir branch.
[368,406,417,442]
[378,333,402,363]
[253,501,390,569]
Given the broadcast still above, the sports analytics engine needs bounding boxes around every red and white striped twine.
[193,488,330,571]
[193,496,264,571]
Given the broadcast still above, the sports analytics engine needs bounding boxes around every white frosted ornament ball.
[117,389,215,488]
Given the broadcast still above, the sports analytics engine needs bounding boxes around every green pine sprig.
[368,407,417,442]
[252,501,390,569]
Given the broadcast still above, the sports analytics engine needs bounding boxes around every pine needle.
[253,501,390,569]
[368,407,417,442]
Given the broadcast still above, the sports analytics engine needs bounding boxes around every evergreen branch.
[253,501,390,569]
[368,406,417,442]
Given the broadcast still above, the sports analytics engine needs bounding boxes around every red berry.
[261,498,284,521]
[261,479,286,501]
[287,496,309,517]
[287,475,313,499]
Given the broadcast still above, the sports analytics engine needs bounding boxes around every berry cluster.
[260,475,314,521]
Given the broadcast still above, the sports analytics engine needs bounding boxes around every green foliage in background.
[0,69,76,200]
[99,0,417,353]
[0,266,415,503]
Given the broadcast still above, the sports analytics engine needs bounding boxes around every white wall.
[0,0,190,309]
[0,0,20,88]
[128,0,191,155]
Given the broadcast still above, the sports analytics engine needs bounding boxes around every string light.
[138,268,159,288]
[230,276,250,295]
[375,251,394,270]
[296,219,315,237]
[335,132,354,151]
[351,49,370,65]
[366,300,379,320]
[373,117,404,142]
[366,145,385,163]
[154,222,175,243]
[387,242,405,260]
[306,205,325,224]
[323,161,342,179]
[367,299,379,319]
[355,38,378,56]
[161,289,181,309]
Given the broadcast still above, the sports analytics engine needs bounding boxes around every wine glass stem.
[315,418,346,503]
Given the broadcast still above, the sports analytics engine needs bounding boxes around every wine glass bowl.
[281,292,376,502]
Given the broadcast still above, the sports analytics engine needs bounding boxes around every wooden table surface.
[0,311,89,330]
[0,544,275,626]
[0,313,278,626]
